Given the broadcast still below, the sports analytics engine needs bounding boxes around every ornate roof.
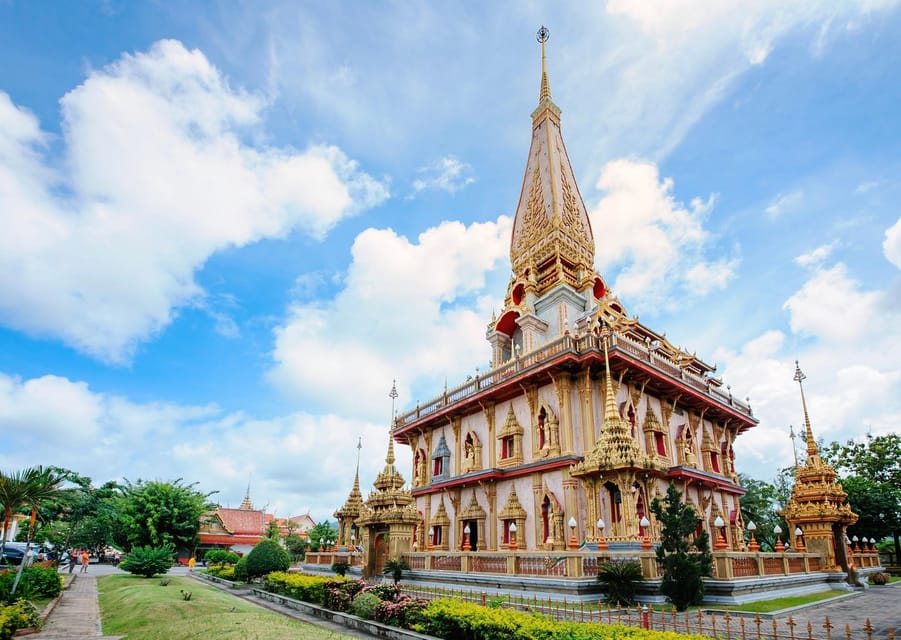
[357,429,419,528]
[509,29,596,297]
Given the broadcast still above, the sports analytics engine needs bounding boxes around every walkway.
[770,584,900,639]
[32,573,121,640]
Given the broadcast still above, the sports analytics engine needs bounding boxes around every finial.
[386,382,398,466]
[537,26,552,103]
[793,361,819,459]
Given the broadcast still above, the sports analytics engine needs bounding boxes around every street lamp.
[568,517,578,550]
[773,524,784,552]
[713,516,727,550]
[639,516,651,550]
[747,521,759,552]
[596,518,607,551]
[795,527,805,551]
[509,522,518,551]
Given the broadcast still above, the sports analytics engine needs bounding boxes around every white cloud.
[589,159,736,307]
[0,371,395,520]
[765,190,804,219]
[0,39,388,363]
[794,241,838,267]
[884,215,901,269]
[268,217,511,419]
[717,256,901,480]
[410,156,476,197]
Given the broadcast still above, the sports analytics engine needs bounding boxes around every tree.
[738,473,788,551]
[821,434,901,559]
[112,479,215,554]
[265,519,280,540]
[284,533,308,561]
[650,482,713,611]
[307,521,339,551]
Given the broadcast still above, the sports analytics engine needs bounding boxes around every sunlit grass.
[710,590,844,613]
[98,574,351,640]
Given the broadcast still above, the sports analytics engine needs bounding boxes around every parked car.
[0,545,26,566]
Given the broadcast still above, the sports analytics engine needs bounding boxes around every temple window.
[501,436,515,459]
[497,405,524,467]
[433,458,443,476]
[431,434,451,481]
[655,432,666,456]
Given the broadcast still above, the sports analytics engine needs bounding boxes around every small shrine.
[781,362,857,573]
[334,438,364,551]
[355,382,421,577]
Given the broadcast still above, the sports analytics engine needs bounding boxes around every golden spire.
[239,477,254,510]
[386,380,398,466]
[538,25,551,103]
[602,327,620,422]
[793,361,819,459]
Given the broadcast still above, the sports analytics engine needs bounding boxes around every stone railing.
[394,330,752,428]
[403,548,873,581]
[304,551,361,567]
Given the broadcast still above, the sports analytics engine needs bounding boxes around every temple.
[309,28,877,601]
[393,27,755,561]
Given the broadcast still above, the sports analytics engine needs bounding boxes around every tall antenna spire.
[354,436,362,488]
[537,25,551,103]
[793,361,819,458]
[386,380,398,466]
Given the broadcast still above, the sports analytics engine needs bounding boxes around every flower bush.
[373,592,428,628]
[0,599,40,640]
[323,578,365,611]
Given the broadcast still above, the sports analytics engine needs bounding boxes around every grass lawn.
[98,575,352,640]
[709,590,845,613]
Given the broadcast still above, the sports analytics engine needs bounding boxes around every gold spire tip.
[537,25,551,103]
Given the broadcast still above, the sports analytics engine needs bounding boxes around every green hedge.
[0,600,40,640]
[411,599,709,640]
[263,572,343,606]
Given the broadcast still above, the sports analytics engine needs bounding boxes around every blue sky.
[1,1,900,522]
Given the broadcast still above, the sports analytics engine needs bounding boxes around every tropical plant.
[119,545,175,578]
[382,558,409,587]
[244,539,289,580]
[650,482,713,611]
[331,560,351,576]
[596,558,643,606]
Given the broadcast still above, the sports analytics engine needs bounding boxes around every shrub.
[331,560,351,576]
[351,592,381,619]
[118,545,174,578]
[20,567,62,599]
[324,579,365,612]
[596,559,643,606]
[411,598,709,640]
[374,593,428,628]
[205,550,240,566]
[244,539,290,580]
[207,565,235,580]
[869,572,889,585]
[366,583,400,602]
[233,557,249,582]
[264,572,337,606]
[0,599,40,639]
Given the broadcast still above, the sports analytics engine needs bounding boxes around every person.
[188,556,196,572]
[68,549,77,574]
[80,549,89,573]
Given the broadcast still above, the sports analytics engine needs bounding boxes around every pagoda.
[393,28,756,557]
[356,382,421,576]
[781,362,857,572]
[334,438,365,551]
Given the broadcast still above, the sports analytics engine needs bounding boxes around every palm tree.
[0,467,64,594]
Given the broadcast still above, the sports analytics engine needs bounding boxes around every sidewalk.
[32,573,122,640]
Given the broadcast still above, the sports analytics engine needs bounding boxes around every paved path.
[769,583,900,639]
[33,572,121,640]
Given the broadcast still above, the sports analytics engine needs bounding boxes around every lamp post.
[640,516,652,550]
[747,521,759,552]
[462,524,471,552]
[773,524,784,552]
[870,537,877,553]
[568,517,578,550]
[427,527,434,551]
[713,516,728,550]
[319,538,324,553]
[795,527,805,552]
[596,518,607,551]
[852,535,859,553]
[509,522,518,551]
